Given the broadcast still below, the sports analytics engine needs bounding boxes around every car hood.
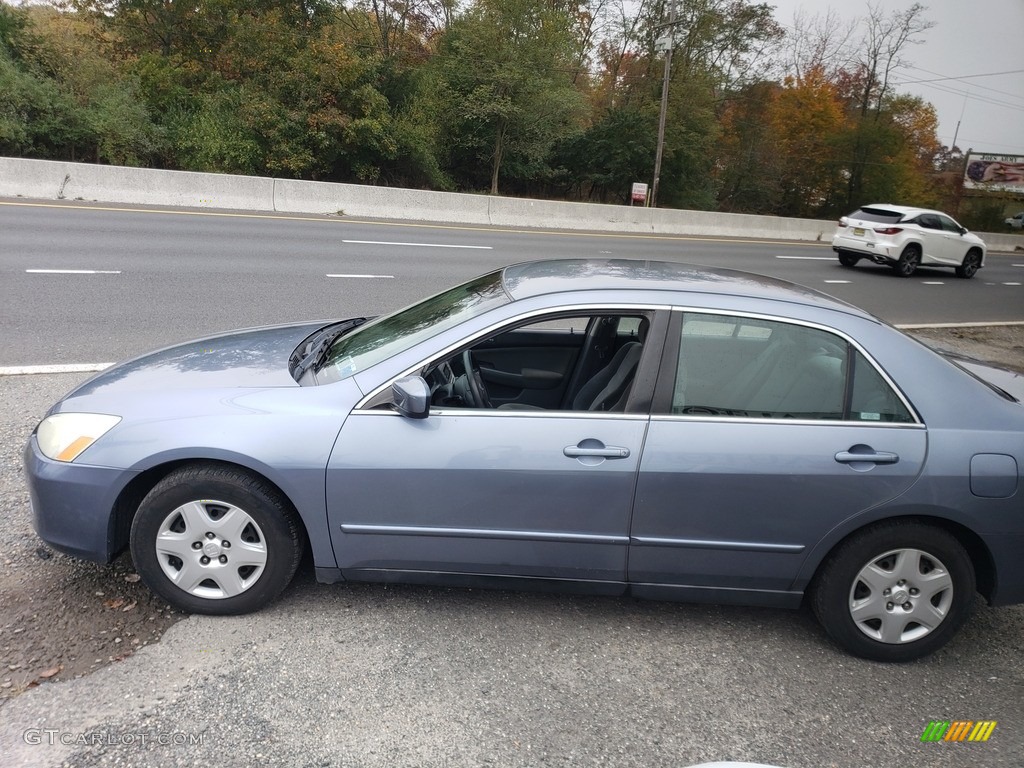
[63,321,330,400]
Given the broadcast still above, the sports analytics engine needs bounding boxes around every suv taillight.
[838,217,848,227]
[873,227,903,235]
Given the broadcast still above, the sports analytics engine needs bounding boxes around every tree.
[430,0,587,194]
[555,104,658,203]
[714,80,782,213]
[842,2,933,206]
[767,66,845,217]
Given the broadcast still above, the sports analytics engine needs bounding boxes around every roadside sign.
[631,182,648,205]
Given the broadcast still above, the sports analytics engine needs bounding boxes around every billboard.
[963,153,1024,193]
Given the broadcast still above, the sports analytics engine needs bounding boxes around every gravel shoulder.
[0,375,184,699]
[1,326,1022,701]
[905,325,1024,374]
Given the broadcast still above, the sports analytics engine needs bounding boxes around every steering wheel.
[462,350,492,408]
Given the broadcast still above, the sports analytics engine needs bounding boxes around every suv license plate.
[853,227,865,236]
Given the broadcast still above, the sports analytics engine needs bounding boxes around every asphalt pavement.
[2,199,1023,367]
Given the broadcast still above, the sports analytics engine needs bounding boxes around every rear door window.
[669,312,916,423]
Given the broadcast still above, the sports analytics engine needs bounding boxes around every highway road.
[2,199,1023,367]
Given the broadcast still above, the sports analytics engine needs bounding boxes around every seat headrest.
[638,316,650,343]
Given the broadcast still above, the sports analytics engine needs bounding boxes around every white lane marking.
[898,320,1024,329]
[1013,264,1024,267]
[823,280,851,284]
[342,240,492,250]
[0,363,114,376]
[775,255,835,260]
[1004,282,1022,286]
[922,281,944,285]
[326,274,395,279]
[26,269,122,274]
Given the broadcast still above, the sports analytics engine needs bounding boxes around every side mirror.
[392,376,430,419]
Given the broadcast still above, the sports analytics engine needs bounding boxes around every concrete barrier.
[650,208,833,241]
[0,157,274,211]
[487,196,656,232]
[981,232,1024,253]
[2,157,1023,251]
[273,178,490,225]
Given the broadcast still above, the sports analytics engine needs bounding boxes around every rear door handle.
[564,445,630,459]
[835,450,899,465]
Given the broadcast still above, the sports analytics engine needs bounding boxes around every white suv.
[832,204,986,278]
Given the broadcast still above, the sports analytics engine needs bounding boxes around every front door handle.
[835,449,899,465]
[564,445,630,459]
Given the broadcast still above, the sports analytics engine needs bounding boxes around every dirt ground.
[1,324,1022,701]
[905,324,1024,374]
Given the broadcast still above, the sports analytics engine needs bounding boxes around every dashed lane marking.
[26,269,121,274]
[775,255,835,260]
[326,274,395,279]
[342,240,492,249]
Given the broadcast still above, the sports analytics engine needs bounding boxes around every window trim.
[651,308,923,426]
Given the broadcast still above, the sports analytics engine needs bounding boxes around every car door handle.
[564,445,630,459]
[835,450,899,465]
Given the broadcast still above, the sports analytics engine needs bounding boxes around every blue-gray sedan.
[24,259,1024,662]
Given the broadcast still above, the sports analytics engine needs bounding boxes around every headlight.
[37,413,121,462]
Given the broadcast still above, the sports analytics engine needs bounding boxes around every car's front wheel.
[893,244,921,277]
[130,464,304,615]
[955,249,982,279]
[811,521,975,662]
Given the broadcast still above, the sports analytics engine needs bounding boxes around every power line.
[895,64,1024,104]
[918,83,1024,112]
[898,68,1024,85]
[904,80,1024,115]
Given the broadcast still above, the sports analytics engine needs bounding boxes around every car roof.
[500,258,871,318]
[856,203,949,217]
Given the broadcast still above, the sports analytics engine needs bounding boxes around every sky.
[767,0,1024,158]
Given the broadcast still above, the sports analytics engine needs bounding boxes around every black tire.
[893,244,921,277]
[955,249,982,279]
[130,464,304,615]
[811,521,975,662]
[838,251,860,268]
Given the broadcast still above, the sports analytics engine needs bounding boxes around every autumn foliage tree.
[1,0,952,215]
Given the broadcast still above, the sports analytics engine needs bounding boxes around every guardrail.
[3,157,1023,252]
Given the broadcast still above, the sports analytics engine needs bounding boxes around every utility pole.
[650,0,677,208]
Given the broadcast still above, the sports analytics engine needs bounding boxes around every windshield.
[315,270,509,383]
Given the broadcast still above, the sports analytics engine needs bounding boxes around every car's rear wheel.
[130,464,304,615]
[893,244,921,277]
[955,249,982,279]
[837,251,860,268]
[811,521,975,662]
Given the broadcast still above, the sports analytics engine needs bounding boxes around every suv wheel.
[955,249,982,279]
[893,244,921,278]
